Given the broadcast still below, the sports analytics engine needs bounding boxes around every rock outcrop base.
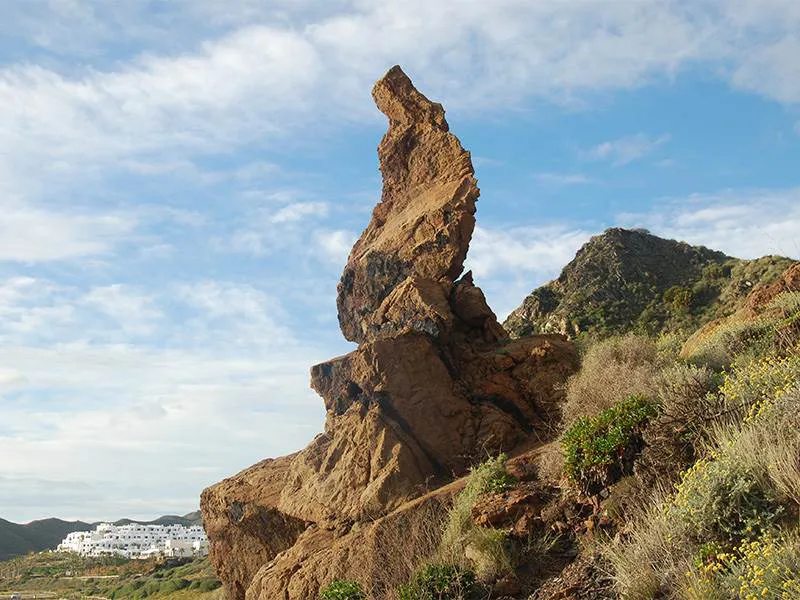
[201,66,578,600]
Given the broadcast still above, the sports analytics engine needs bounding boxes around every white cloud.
[618,188,800,259]
[82,285,163,334]
[227,201,332,256]
[532,172,596,186]
[1,0,799,190]
[0,199,136,262]
[586,133,671,166]
[270,202,328,224]
[468,225,593,318]
[0,276,331,521]
[313,229,356,265]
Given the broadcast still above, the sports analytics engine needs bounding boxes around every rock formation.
[201,66,578,600]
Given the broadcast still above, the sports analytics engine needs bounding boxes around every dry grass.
[353,501,449,600]
[562,334,662,428]
[534,442,565,486]
[438,455,513,581]
[604,368,800,599]
[602,488,694,599]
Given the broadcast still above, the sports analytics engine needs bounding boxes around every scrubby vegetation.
[562,394,657,494]
[0,553,221,600]
[320,579,367,600]
[309,271,800,599]
[597,287,800,599]
[562,334,664,425]
[397,564,477,600]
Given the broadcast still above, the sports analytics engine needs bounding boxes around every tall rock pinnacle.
[337,66,479,343]
[201,66,578,600]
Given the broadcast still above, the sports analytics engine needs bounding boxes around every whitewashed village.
[57,523,208,560]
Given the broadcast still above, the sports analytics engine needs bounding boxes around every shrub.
[604,377,800,598]
[670,457,783,543]
[438,455,514,580]
[319,579,366,600]
[686,290,800,370]
[563,334,662,427]
[664,285,694,314]
[685,317,773,370]
[769,290,800,351]
[562,394,657,494]
[718,353,800,423]
[397,564,476,600]
[636,364,724,486]
[603,490,695,599]
[685,532,800,599]
[190,578,222,592]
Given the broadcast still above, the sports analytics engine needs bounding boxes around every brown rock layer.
[201,66,578,600]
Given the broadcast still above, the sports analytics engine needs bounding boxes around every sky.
[1,0,799,523]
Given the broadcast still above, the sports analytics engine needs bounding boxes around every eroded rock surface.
[201,66,578,600]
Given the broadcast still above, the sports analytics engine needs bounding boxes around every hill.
[0,512,202,561]
[503,227,795,338]
[0,518,92,562]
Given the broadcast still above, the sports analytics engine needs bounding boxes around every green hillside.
[504,227,794,339]
[0,518,93,562]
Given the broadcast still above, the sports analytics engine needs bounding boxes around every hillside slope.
[504,227,794,338]
[0,518,92,561]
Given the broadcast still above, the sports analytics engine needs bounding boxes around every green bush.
[319,579,366,600]
[397,564,476,600]
[562,394,657,493]
[664,285,694,314]
[190,578,222,592]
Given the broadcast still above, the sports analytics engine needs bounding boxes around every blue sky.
[1,0,799,523]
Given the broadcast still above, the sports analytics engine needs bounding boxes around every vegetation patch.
[562,334,662,427]
[397,563,477,600]
[438,454,514,580]
[685,532,800,599]
[319,579,366,600]
[562,394,657,494]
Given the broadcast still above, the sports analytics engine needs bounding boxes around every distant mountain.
[112,511,203,527]
[0,517,92,561]
[504,227,795,338]
[0,511,202,561]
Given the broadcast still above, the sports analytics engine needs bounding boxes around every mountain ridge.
[504,227,795,339]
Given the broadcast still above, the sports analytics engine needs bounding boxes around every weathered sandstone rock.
[201,66,578,600]
[337,65,479,344]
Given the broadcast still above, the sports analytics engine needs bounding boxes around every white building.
[58,523,208,559]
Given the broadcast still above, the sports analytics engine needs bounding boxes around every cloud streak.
[586,133,671,166]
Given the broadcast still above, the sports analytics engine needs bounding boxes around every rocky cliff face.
[200,66,578,600]
[504,227,795,339]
